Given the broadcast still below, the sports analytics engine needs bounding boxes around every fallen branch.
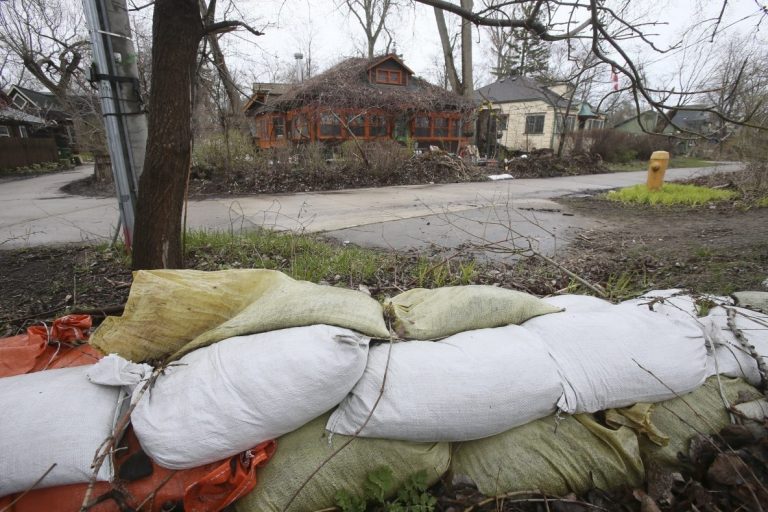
[0,464,57,512]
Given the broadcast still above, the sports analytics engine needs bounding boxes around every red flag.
[611,67,619,91]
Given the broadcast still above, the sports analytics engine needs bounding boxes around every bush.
[575,129,676,163]
[192,130,258,179]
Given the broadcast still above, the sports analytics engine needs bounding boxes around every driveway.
[0,162,742,257]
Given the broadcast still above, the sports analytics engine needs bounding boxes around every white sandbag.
[0,366,123,497]
[542,294,614,313]
[103,325,370,470]
[326,325,562,442]
[522,306,708,414]
[617,289,729,326]
[702,305,768,386]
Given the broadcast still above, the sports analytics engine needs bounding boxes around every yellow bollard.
[646,151,670,191]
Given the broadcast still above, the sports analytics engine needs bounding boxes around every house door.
[393,115,410,142]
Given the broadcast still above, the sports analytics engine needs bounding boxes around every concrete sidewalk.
[0,162,741,251]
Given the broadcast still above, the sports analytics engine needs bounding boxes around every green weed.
[335,467,436,512]
[605,183,736,206]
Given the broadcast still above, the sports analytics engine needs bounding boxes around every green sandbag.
[451,414,645,497]
[234,414,450,512]
[384,285,562,340]
[90,269,390,362]
[637,376,762,468]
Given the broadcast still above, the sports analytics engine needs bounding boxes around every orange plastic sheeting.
[0,428,277,512]
[0,315,100,378]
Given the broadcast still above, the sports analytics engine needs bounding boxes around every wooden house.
[244,54,475,152]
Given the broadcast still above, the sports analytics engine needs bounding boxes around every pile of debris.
[389,150,486,185]
[504,150,608,178]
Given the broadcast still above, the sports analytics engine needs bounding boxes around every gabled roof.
[474,76,571,109]
[0,90,46,125]
[614,107,714,132]
[10,85,63,112]
[366,54,415,76]
[243,83,291,112]
[254,54,475,114]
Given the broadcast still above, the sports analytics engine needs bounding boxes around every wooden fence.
[0,137,59,169]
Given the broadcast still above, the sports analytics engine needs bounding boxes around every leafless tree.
[0,0,87,99]
[341,0,399,59]
[434,0,474,97]
[417,0,768,135]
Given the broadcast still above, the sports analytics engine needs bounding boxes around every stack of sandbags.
[0,366,125,496]
[89,269,389,362]
[234,414,450,512]
[452,413,645,496]
[90,325,370,469]
[326,325,563,441]
[522,302,709,413]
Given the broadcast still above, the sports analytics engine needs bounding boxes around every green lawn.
[605,183,737,206]
[607,157,715,172]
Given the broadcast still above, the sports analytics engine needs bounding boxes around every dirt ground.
[1,193,766,336]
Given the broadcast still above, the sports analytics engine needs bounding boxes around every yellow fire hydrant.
[646,151,670,191]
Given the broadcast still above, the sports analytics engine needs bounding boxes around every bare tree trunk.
[199,0,244,129]
[434,7,462,94]
[460,0,473,98]
[132,0,201,270]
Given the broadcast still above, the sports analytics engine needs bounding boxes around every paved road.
[0,162,741,256]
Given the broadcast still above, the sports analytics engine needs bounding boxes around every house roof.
[11,85,64,112]
[9,85,96,121]
[0,91,46,125]
[253,54,475,114]
[474,76,572,108]
[614,107,714,132]
[243,83,291,112]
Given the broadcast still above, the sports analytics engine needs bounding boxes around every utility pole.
[82,0,147,250]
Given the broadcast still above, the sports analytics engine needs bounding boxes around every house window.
[292,114,309,139]
[12,95,27,109]
[0,126,10,137]
[434,117,448,137]
[450,118,462,137]
[414,115,430,137]
[586,119,604,130]
[497,114,509,131]
[272,116,285,138]
[375,68,403,85]
[19,125,28,138]
[562,116,576,133]
[347,114,365,136]
[369,115,388,136]
[319,113,341,137]
[525,114,545,134]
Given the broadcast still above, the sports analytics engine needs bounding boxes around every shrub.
[192,129,258,178]
[575,129,676,163]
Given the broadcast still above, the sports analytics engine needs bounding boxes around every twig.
[79,367,163,511]
[463,492,610,512]
[0,464,57,512]
[726,306,768,392]
[532,250,607,298]
[282,333,397,512]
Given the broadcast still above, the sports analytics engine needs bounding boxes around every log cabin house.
[244,54,475,153]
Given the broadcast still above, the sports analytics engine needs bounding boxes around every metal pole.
[82,0,147,250]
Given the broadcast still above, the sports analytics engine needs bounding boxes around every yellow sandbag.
[234,414,450,512]
[451,414,645,497]
[384,285,562,340]
[633,376,762,468]
[90,269,390,362]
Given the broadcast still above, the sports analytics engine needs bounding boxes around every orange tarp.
[0,314,276,512]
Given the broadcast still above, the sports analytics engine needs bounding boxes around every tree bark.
[199,0,245,129]
[132,0,201,270]
[460,0,473,98]
[434,7,462,94]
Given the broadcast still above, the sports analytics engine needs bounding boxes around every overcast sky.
[173,0,768,92]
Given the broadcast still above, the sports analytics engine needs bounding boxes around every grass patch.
[183,228,480,292]
[605,183,737,206]
[608,157,715,172]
